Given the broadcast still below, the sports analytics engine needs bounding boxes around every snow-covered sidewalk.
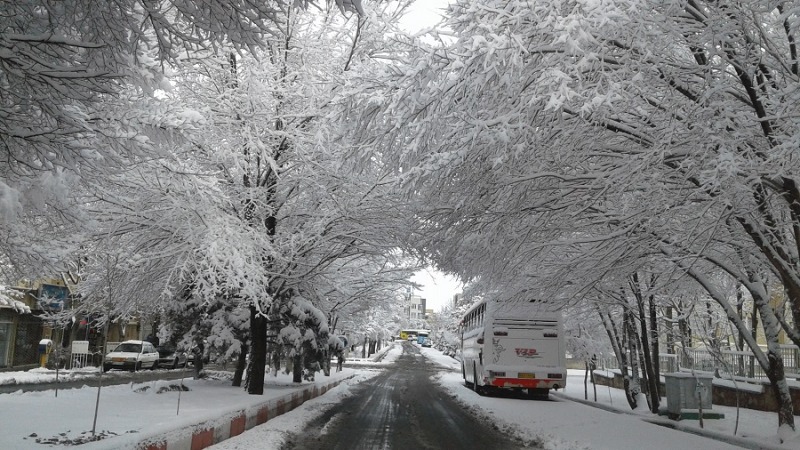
[421,347,799,450]
[0,368,358,449]
[0,342,402,450]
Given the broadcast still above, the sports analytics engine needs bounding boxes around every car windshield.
[157,347,175,356]
[114,343,142,353]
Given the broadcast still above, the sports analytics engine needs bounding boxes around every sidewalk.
[420,347,799,450]
[0,344,398,450]
[0,368,357,450]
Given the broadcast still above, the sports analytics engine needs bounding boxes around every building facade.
[0,278,148,371]
[407,294,427,323]
[0,283,45,370]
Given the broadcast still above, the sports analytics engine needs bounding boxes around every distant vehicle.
[421,337,432,347]
[399,329,415,340]
[156,345,188,369]
[399,329,430,342]
[461,298,566,399]
[103,340,159,372]
[416,330,430,345]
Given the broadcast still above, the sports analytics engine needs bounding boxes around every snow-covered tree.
[345,0,800,433]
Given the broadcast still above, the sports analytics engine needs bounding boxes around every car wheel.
[134,361,142,372]
[151,360,158,370]
[102,364,111,373]
[172,358,179,370]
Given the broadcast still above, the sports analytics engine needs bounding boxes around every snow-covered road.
[282,342,526,449]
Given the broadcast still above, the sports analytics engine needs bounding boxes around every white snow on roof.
[0,285,30,314]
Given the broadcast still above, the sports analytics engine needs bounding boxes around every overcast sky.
[411,268,462,312]
[398,0,452,33]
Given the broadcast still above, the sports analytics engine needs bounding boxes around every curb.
[138,375,354,450]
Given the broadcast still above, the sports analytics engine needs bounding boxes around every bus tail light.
[548,373,563,379]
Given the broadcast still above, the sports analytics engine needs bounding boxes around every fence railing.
[597,344,800,381]
[63,340,112,370]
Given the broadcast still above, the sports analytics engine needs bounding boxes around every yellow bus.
[399,329,430,342]
[399,329,416,340]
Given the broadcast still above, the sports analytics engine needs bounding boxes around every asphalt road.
[282,342,533,450]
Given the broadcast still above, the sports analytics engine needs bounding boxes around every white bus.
[461,298,566,399]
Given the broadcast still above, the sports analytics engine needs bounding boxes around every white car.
[103,340,159,372]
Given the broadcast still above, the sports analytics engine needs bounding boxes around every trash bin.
[664,372,713,415]
[38,339,53,368]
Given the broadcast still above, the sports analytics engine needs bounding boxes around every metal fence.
[597,344,800,381]
[62,341,119,370]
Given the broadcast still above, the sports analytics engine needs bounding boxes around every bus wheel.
[526,388,549,400]
[473,363,484,396]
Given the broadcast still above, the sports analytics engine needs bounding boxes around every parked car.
[156,345,188,369]
[103,340,159,372]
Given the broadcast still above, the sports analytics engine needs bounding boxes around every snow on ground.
[208,370,382,449]
[208,340,404,449]
[1,342,799,450]
[419,346,799,450]
[0,366,102,386]
[215,344,800,450]
[0,367,359,449]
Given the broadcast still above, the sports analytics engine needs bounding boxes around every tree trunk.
[232,343,248,387]
[649,290,660,395]
[247,306,267,395]
[271,345,281,375]
[623,307,640,410]
[632,273,659,413]
[597,303,638,410]
[322,348,331,377]
[292,352,302,383]
[765,352,795,434]
[750,299,758,379]
[755,300,795,431]
[736,287,745,377]
[584,361,589,400]
[590,355,598,402]
[665,306,675,354]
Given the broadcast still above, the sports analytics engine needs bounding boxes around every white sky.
[411,267,463,312]
[398,0,452,33]
[2,344,796,449]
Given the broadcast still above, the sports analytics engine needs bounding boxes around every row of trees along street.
[2,0,800,440]
[342,0,800,437]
